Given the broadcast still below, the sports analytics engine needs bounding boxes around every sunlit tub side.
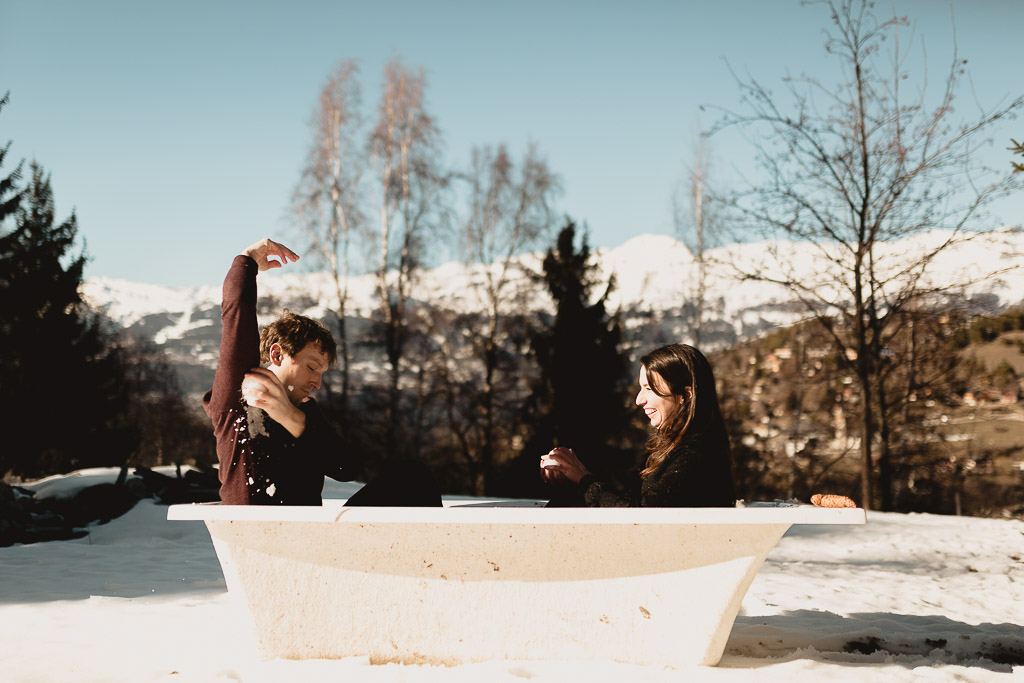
[167,502,865,667]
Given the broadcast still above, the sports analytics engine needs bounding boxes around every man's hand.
[242,238,300,271]
[241,367,306,437]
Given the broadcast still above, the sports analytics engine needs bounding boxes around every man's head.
[259,311,336,404]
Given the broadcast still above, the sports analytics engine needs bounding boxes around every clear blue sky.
[2,0,1021,287]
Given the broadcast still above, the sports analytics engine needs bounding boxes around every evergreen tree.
[0,158,128,477]
[0,94,23,237]
[0,94,212,480]
[503,221,632,496]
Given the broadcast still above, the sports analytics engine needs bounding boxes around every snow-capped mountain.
[81,230,1024,394]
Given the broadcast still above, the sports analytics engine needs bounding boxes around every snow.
[82,229,1024,347]
[1,469,1021,681]
[81,278,218,328]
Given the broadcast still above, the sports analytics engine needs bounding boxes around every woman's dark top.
[578,434,735,507]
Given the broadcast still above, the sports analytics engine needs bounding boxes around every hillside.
[711,316,1024,517]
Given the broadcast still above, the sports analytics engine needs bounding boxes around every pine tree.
[0,94,210,480]
[0,94,23,235]
[0,157,128,477]
[505,221,632,496]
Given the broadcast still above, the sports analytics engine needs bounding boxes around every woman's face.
[636,366,684,429]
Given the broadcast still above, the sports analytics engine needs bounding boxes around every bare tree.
[456,143,559,494]
[673,129,720,348]
[711,0,1024,509]
[368,60,448,458]
[291,60,365,419]
[874,299,966,508]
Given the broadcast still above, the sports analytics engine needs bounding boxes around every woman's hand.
[539,446,591,485]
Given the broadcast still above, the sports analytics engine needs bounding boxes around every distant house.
[806,347,829,360]
[963,388,1015,406]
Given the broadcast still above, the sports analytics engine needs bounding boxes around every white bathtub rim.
[167,500,866,525]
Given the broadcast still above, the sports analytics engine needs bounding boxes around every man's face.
[271,343,329,405]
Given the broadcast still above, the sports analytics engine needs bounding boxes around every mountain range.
[82,230,1024,395]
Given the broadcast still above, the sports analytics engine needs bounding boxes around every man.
[204,238,362,505]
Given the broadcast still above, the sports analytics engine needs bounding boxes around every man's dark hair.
[259,310,337,366]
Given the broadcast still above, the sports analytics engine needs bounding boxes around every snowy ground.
[1,469,1021,682]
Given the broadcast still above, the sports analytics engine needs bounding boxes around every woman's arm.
[541,447,639,507]
[579,474,635,507]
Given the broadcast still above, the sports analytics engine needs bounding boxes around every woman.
[540,343,735,507]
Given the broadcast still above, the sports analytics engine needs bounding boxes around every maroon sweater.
[202,255,362,505]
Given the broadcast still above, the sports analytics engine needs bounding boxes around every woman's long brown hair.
[639,344,730,479]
